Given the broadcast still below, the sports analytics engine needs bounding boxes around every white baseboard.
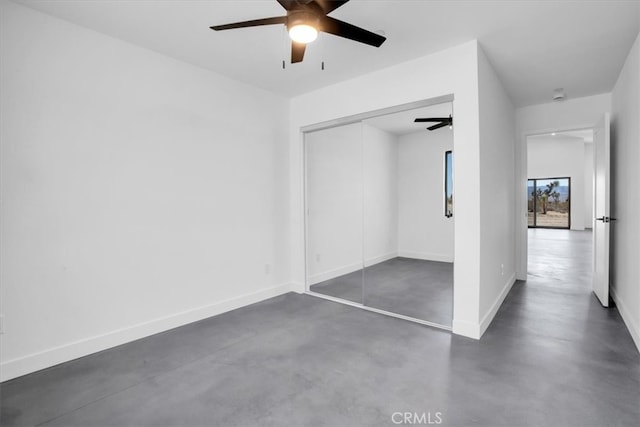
[453,273,516,340]
[309,253,398,285]
[397,251,453,263]
[452,319,480,339]
[611,287,640,353]
[289,281,306,294]
[364,252,398,267]
[0,283,292,382]
[452,273,516,340]
[479,272,517,338]
[308,262,363,285]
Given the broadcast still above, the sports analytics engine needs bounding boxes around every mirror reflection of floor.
[310,257,453,326]
[309,268,364,305]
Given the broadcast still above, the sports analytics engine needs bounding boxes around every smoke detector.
[552,88,565,101]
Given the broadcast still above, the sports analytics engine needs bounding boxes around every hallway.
[445,228,640,425]
[1,231,639,426]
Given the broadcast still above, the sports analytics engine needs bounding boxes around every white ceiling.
[14,0,640,107]
[364,102,452,136]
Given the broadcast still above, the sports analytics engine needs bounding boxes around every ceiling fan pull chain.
[282,25,287,69]
[320,32,324,70]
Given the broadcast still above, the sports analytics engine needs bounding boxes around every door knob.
[596,216,617,223]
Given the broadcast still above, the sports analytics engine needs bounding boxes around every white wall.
[305,123,363,284]
[477,47,517,334]
[515,93,612,279]
[0,1,290,381]
[397,131,454,262]
[290,41,483,338]
[363,124,398,266]
[611,32,640,352]
[517,93,612,134]
[527,136,587,230]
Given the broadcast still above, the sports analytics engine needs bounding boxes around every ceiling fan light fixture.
[288,24,318,44]
[211,0,387,63]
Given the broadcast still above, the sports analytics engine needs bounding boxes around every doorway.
[526,129,594,232]
[525,129,595,274]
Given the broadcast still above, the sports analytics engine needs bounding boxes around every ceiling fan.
[210,0,386,64]
[414,115,453,131]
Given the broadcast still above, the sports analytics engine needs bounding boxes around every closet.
[304,102,454,328]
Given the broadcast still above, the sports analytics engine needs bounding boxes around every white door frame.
[515,125,596,280]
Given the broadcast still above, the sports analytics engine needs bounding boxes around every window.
[445,150,453,218]
[527,177,571,229]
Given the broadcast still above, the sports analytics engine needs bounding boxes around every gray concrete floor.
[2,229,639,426]
[310,258,453,326]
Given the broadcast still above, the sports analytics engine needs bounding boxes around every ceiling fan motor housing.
[287,9,320,31]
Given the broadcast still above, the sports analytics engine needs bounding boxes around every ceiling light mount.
[552,88,565,102]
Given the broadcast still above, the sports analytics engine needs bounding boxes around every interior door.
[592,113,611,307]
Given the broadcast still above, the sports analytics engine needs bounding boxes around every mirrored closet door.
[305,122,363,304]
[362,108,454,326]
[305,102,454,328]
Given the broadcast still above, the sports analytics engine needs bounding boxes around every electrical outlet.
[501,264,504,276]
[264,264,271,275]
[316,254,321,262]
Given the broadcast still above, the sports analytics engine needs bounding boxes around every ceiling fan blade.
[427,122,449,131]
[210,16,287,31]
[276,0,298,10]
[291,41,306,63]
[414,117,450,123]
[319,16,386,47]
[313,0,350,14]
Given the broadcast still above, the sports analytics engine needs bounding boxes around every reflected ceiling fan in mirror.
[210,0,386,64]
[414,114,453,131]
